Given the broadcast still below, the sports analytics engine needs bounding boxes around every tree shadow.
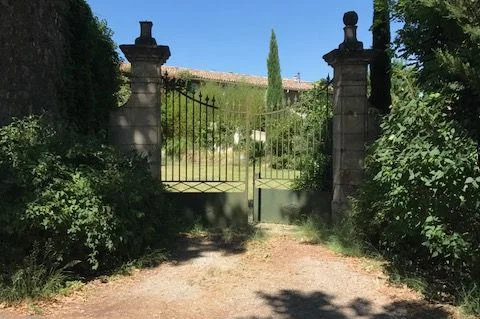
[167,221,265,265]
[235,289,452,319]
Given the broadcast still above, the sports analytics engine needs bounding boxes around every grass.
[458,284,480,317]
[296,215,364,257]
[0,244,76,304]
[387,269,429,295]
[0,245,170,304]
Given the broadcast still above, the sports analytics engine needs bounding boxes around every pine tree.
[370,0,392,114]
[266,30,283,110]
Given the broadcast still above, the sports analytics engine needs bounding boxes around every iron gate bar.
[198,92,202,180]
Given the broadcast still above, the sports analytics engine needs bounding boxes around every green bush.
[353,91,480,290]
[0,116,175,277]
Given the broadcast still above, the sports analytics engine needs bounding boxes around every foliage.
[59,0,121,137]
[266,29,283,110]
[0,116,176,283]
[292,80,333,191]
[393,0,480,164]
[161,78,265,152]
[370,0,392,114]
[352,85,480,295]
[199,81,265,115]
[117,68,131,106]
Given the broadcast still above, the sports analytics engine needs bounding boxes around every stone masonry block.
[333,132,366,151]
[333,168,363,186]
[131,107,160,126]
[131,62,161,77]
[128,93,159,108]
[333,114,367,134]
[130,81,160,94]
[336,64,368,81]
[332,149,364,173]
[109,125,159,145]
[338,85,367,98]
[334,96,368,115]
[109,108,130,127]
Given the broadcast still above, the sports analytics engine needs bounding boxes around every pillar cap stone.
[120,21,171,65]
[135,21,157,46]
[343,11,358,26]
[323,49,375,67]
[120,44,170,64]
[322,11,375,66]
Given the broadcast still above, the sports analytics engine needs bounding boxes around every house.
[121,63,313,100]
[162,66,313,100]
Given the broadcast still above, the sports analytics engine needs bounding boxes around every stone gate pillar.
[109,21,170,179]
[323,12,375,219]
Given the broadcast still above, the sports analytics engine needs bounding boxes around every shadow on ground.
[236,289,451,319]
[168,228,259,265]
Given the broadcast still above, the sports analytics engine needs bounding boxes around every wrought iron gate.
[161,74,250,226]
[250,80,333,223]
[161,73,332,225]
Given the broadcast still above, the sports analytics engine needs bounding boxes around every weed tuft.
[0,243,77,304]
[458,284,480,316]
[296,216,364,257]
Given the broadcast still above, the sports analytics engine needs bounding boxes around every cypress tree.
[266,30,283,110]
[370,0,392,114]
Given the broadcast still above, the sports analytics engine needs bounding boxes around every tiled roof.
[121,63,313,92]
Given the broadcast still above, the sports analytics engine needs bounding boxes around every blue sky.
[87,1,380,82]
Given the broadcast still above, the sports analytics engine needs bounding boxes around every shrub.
[353,91,480,291]
[0,116,175,277]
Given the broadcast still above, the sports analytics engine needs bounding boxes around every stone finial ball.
[343,11,359,26]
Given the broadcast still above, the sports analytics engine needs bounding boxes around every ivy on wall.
[60,0,121,137]
[0,0,121,137]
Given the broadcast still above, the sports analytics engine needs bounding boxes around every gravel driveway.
[0,224,457,319]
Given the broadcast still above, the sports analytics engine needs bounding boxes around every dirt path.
[0,224,457,319]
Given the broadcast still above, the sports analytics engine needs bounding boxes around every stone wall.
[0,0,66,125]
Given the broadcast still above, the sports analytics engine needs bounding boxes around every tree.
[62,0,121,137]
[266,30,283,110]
[370,0,392,114]
[393,0,480,166]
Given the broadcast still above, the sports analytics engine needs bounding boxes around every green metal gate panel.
[167,192,248,228]
[254,189,332,224]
